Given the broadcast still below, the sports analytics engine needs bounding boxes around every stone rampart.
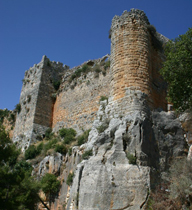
[13,56,68,150]
[52,57,111,134]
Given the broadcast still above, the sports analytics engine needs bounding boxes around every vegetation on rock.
[59,127,76,144]
[126,152,137,165]
[77,129,91,146]
[66,172,74,186]
[82,149,92,160]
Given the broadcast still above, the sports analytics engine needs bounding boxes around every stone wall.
[109,9,167,114]
[12,56,68,150]
[52,57,111,134]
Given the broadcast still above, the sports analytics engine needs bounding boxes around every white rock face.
[66,106,151,210]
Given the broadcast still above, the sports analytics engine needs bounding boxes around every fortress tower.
[109,9,167,113]
[12,56,68,150]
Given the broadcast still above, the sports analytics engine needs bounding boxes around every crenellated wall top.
[111,9,150,30]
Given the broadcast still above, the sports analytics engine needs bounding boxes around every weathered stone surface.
[38,153,63,177]
[52,55,111,135]
[67,110,151,210]
[13,56,68,151]
[110,9,167,112]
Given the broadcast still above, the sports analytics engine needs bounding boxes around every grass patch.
[77,129,91,146]
[126,152,136,165]
[82,150,92,160]
[66,172,74,186]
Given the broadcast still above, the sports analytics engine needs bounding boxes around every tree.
[160,28,192,111]
[0,125,40,210]
[40,173,60,207]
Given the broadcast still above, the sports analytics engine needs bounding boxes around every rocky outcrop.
[41,100,185,210]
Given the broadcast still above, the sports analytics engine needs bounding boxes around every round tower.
[109,9,167,113]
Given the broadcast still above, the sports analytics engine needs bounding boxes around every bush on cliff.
[59,128,76,138]
[126,152,137,165]
[59,127,76,144]
[25,145,39,160]
[55,144,67,155]
[53,80,60,91]
[45,128,53,139]
[77,129,91,146]
[15,103,21,114]
[82,149,92,160]
[66,172,74,186]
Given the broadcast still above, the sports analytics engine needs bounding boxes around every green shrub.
[59,128,76,138]
[82,150,92,160]
[15,103,21,114]
[64,135,75,144]
[77,129,90,146]
[36,142,44,154]
[126,152,136,165]
[94,68,101,73]
[47,60,51,67]
[100,96,108,102]
[77,135,85,146]
[53,80,60,91]
[55,144,67,155]
[104,60,110,70]
[25,145,38,160]
[68,148,72,156]
[45,128,53,139]
[44,138,58,152]
[66,172,74,186]
[97,119,109,133]
[69,65,91,83]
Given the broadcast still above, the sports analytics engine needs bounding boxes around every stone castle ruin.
[13,9,167,150]
[12,9,188,210]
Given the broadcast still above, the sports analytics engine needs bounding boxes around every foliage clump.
[55,144,67,155]
[59,127,76,144]
[0,125,40,209]
[40,173,60,207]
[160,28,192,112]
[97,119,110,133]
[126,152,136,165]
[69,64,91,83]
[100,95,108,102]
[41,173,60,195]
[82,149,92,160]
[77,129,91,146]
[25,145,40,160]
[53,80,61,91]
[66,172,74,186]
[15,103,21,114]
[45,128,53,139]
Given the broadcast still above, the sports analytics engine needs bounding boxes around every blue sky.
[0,0,192,110]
